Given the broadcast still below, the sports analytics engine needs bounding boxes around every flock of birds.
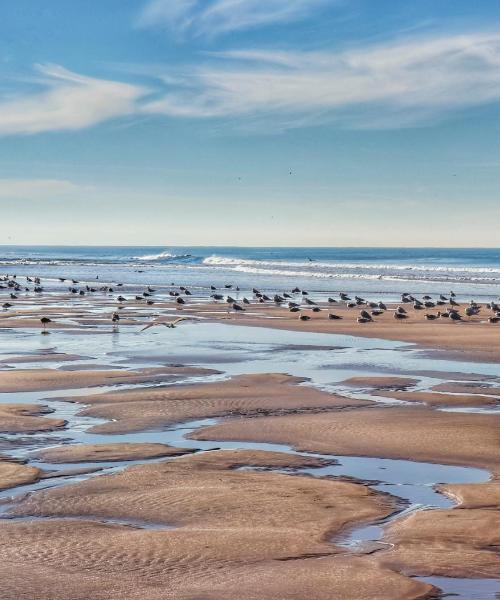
[222,287,500,324]
[2,274,500,334]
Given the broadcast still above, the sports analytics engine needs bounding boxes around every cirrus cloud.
[3,31,500,136]
[0,64,148,136]
[141,31,500,129]
[138,0,331,37]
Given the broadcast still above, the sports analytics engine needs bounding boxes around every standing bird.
[40,317,52,334]
[394,312,408,320]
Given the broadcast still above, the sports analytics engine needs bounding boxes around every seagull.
[394,312,408,320]
[425,313,441,320]
[40,316,52,334]
[140,317,197,331]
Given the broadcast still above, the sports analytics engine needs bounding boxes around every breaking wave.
[201,255,500,284]
[134,251,195,262]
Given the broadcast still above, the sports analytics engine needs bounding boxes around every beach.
[0,256,499,599]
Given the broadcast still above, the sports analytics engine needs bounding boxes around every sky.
[1,0,500,247]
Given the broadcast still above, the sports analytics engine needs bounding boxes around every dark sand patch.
[432,382,499,396]
[0,353,91,364]
[341,376,419,390]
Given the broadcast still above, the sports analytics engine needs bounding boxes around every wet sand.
[69,373,369,434]
[184,301,500,361]
[3,295,500,360]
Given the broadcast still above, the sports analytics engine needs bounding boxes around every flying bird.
[140,317,197,332]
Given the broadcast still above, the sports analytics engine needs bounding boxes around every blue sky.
[1,0,500,246]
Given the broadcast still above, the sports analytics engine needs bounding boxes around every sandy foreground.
[2,450,432,600]
[0,297,499,598]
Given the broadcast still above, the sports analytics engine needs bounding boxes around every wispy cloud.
[138,0,330,37]
[0,64,147,135]
[142,31,500,129]
[0,178,80,199]
[4,31,500,136]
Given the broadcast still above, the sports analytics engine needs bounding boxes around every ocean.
[1,246,500,300]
